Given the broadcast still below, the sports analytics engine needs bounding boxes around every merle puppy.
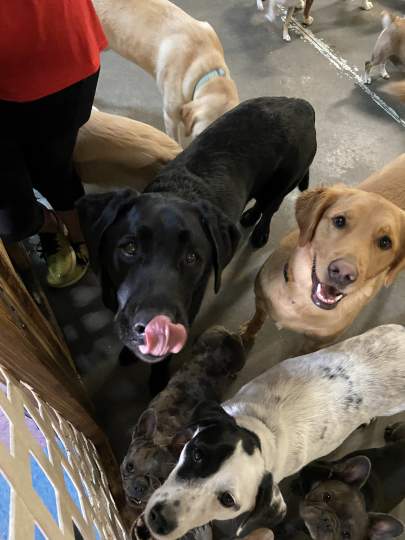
[77,97,317,383]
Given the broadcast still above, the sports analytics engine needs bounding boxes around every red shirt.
[0,0,108,102]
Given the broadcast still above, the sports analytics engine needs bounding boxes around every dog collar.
[193,68,226,99]
[283,262,289,283]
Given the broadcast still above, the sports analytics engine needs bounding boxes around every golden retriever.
[241,154,405,345]
[74,107,181,193]
[93,0,239,145]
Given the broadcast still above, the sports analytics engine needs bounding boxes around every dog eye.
[378,235,392,250]
[219,492,235,508]
[185,252,198,265]
[322,492,332,503]
[192,448,203,463]
[332,215,346,228]
[125,462,135,474]
[121,241,137,256]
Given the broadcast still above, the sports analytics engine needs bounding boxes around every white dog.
[142,324,405,539]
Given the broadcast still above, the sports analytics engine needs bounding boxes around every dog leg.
[380,63,390,79]
[240,202,262,228]
[283,7,295,41]
[296,0,305,10]
[265,0,278,22]
[360,0,373,10]
[239,306,268,348]
[363,60,373,84]
[385,422,405,442]
[298,170,310,192]
[257,0,266,11]
[302,0,314,24]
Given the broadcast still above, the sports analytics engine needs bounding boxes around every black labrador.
[77,97,317,390]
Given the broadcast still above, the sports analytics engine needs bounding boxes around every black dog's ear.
[133,409,157,441]
[332,455,371,489]
[76,189,139,273]
[194,201,241,293]
[368,513,404,540]
[189,400,236,429]
[237,473,285,538]
[297,461,333,495]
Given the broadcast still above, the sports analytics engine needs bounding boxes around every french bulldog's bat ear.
[332,455,371,489]
[368,513,404,540]
[133,409,157,440]
[297,461,333,494]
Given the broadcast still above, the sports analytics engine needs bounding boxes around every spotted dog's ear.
[133,409,157,441]
[237,473,286,538]
[189,401,236,430]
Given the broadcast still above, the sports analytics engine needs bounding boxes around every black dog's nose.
[148,503,171,536]
[134,323,146,344]
[328,259,358,287]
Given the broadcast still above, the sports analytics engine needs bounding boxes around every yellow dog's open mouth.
[311,257,345,310]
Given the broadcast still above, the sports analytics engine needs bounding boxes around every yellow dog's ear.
[295,186,341,247]
[180,102,198,137]
[384,215,405,287]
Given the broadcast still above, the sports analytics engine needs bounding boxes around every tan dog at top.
[94,0,239,145]
[241,154,405,345]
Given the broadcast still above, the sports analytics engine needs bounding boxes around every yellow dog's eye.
[333,215,346,228]
[378,236,392,250]
[121,241,137,256]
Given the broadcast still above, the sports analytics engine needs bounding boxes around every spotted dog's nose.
[148,502,176,536]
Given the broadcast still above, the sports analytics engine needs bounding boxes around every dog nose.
[328,259,358,287]
[148,503,170,535]
[133,322,146,344]
[321,515,333,532]
[132,477,148,498]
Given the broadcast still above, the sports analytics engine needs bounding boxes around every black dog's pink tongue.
[139,315,187,356]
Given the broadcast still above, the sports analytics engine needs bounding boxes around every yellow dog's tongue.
[139,315,187,356]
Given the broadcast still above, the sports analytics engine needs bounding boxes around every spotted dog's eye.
[125,462,135,474]
[185,252,198,265]
[192,448,203,463]
[333,215,346,229]
[219,492,235,508]
[378,235,392,250]
[322,492,332,503]
[342,531,351,539]
[121,241,137,256]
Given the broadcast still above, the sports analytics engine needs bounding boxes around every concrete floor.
[39,0,405,533]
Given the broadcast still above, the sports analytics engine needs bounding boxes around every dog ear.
[295,187,341,247]
[237,473,285,538]
[384,216,405,287]
[181,102,198,138]
[133,409,157,440]
[332,455,371,489]
[189,400,236,429]
[76,189,139,273]
[367,513,404,540]
[194,201,241,293]
[297,461,333,494]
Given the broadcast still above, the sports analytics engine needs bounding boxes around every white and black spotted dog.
[139,324,405,540]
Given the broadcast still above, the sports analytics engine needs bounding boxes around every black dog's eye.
[185,252,198,265]
[192,448,203,463]
[121,241,137,256]
[378,235,392,250]
[219,492,236,508]
[322,492,332,503]
[333,215,346,229]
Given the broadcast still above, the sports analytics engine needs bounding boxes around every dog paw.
[363,75,371,85]
[303,15,314,25]
[240,207,261,228]
[283,33,292,42]
[381,72,390,80]
[361,1,373,10]
[357,417,377,430]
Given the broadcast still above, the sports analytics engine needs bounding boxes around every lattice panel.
[0,366,127,540]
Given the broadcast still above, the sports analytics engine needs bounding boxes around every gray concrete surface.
[37,0,405,532]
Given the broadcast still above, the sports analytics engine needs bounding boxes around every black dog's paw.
[149,358,171,397]
[298,172,310,192]
[240,206,261,228]
[250,224,270,249]
[119,346,139,367]
[357,417,377,430]
[384,422,405,442]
